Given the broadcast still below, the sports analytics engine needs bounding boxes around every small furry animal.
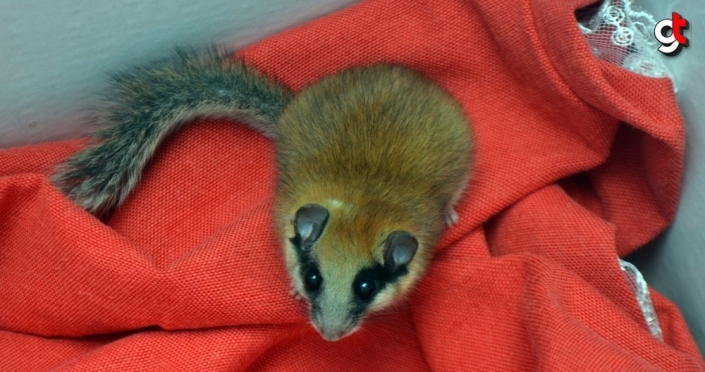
[52,48,473,341]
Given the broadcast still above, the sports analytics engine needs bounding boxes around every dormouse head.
[286,203,421,342]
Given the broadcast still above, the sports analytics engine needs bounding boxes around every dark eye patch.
[304,266,322,291]
[352,263,408,308]
[300,261,323,300]
[355,278,376,299]
[290,228,324,299]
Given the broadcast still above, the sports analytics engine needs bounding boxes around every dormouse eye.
[304,268,322,291]
[355,279,376,299]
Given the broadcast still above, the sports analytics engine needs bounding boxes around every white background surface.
[0,0,702,353]
[0,0,358,146]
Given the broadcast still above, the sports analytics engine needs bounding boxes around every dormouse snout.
[310,305,360,342]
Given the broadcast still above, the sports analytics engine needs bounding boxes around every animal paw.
[290,283,304,301]
[444,207,459,227]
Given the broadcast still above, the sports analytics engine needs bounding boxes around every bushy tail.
[51,47,293,214]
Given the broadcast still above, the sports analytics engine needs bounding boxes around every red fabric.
[0,0,703,370]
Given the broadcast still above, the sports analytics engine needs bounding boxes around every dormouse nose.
[320,326,348,341]
[316,320,355,341]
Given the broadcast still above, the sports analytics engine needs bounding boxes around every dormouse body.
[52,49,473,341]
[274,66,472,340]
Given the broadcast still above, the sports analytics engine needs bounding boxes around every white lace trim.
[577,0,676,91]
[619,258,664,341]
[576,0,666,341]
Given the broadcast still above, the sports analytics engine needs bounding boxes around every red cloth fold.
[1,0,702,370]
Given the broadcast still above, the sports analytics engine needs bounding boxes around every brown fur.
[273,65,473,340]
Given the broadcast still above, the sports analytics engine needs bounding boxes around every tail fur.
[51,47,293,214]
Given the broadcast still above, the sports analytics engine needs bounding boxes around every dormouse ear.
[293,204,329,250]
[384,231,418,270]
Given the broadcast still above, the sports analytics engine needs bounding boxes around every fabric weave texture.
[0,0,703,370]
